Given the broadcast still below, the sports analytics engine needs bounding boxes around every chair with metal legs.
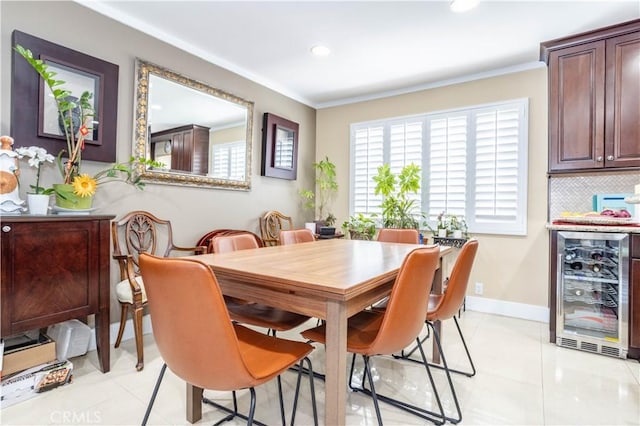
[138,253,318,426]
[211,234,311,336]
[301,246,445,425]
[279,228,315,245]
[384,238,479,423]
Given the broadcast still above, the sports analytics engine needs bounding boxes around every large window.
[349,99,528,235]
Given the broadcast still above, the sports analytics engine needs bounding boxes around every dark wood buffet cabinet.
[541,19,640,173]
[1,215,114,373]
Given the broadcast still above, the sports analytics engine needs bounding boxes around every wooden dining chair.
[260,210,293,246]
[138,254,318,426]
[111,210,206,371]
[377,228,420,244]
[279,228,315,245]
[211,234,312,334]
[301,246,445,426]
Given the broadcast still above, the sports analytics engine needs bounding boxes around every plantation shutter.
[212,141,246,180]
[427,115,467,220]
[352,126,384,215]
[474,105,522,225]
[390,120,423,207]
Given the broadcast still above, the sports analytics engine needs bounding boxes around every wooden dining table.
[184,238,452,425]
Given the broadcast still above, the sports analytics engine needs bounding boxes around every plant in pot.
[427,211,469,240]
[373,163,424,229]
[300,156,338,234]
[342,213,376,240]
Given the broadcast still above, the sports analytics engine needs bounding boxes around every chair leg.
[277,375,286,426]
[114,303,129,348]
[290,357,318,426]
[399,318,475,378]
[362,356,384,426]
[142,363,167,426]
[428,321,463,424]
[352,341,446,425]
[133,305,144,371]
[204,388,274,426]
[453,315,476,377]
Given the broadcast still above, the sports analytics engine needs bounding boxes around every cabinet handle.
[557,254,563,318]
[607,155,614,161]
[2,225,11,233]
[596,156,603,162]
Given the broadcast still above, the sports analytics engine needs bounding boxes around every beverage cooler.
[555,231,629,358]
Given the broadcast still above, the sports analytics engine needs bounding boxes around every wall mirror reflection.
[133,59,254,190]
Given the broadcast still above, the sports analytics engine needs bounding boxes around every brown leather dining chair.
[138,254,317,426]
[111,210,206,371]
[301,246,445,426]
[196,228,264,253]
[279,228,315,245]
[377,228,420,244]
[386,238,479,424]
[260,210,293,246]
[211,234,311,335]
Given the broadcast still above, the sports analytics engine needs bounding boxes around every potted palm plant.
[300,156,338,233]
[373,163,424,229]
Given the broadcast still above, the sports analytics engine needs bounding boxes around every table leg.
[186,384,203,423]
[325,300,348,426]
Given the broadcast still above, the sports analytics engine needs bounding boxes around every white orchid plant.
[15,146,55,195]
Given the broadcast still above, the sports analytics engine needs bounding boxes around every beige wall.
[316,68,550,307]
[1,1,317,321]
[211,126,246,145]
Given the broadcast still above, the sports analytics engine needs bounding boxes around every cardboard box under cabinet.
[1,360,73,408]
[2,333,56,377]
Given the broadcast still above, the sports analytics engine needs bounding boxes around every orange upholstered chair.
[279,228,315,245]
[111,210,206,371]
[377,228,420,244]
[389,238,479,424]
[211,234,311,334]
[139,254,317,425]
[301,246,444,425]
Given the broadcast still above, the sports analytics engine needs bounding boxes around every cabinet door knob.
[596,156,603,162]
[2,225,11,233]
[607,155,614,161]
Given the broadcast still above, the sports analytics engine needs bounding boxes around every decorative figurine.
[0,135,26,214]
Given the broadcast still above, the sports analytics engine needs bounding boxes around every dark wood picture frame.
[261,112,299,180]
[10,30,119,163]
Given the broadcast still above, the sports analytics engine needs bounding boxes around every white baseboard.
[465,295,549,323]
[87,298,549,351]
[87,315,153,352]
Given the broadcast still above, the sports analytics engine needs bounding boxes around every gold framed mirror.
[133,59,254,190]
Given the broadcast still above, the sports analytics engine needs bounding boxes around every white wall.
[1,1,317,322]
[316,68,550,311]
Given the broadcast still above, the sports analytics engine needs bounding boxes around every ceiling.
[79,0,640,108]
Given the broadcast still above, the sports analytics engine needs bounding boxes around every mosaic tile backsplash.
[549,172,640,220]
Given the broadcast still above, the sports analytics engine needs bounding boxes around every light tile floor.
[1,311,639,425]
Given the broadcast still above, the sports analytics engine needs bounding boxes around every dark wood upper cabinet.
[150,124,210,174]
[542,19,640,173]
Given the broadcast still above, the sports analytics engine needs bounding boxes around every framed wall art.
[10,30,119,163]
[261,112,299,180]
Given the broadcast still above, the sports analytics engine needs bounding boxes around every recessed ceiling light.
[450,0,479,13]
[311,45,331,57]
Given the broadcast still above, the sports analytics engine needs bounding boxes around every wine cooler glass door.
[556,231,629,357]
